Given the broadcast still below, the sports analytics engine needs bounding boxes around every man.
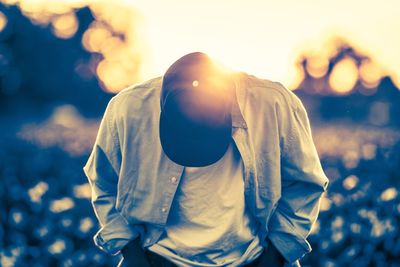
[83,52,329,267]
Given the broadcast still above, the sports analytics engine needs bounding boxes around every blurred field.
[0,108,399,266]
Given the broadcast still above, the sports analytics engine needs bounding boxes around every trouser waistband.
[144,249,262,267]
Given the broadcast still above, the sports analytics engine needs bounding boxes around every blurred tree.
[0,1,145,117]
[293,38,400,127]
[0,3,112,116]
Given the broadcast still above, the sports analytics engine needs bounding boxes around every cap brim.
[159,111,231,167]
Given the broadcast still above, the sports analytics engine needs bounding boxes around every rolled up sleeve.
[83,99,144,255]
[267,91,329,265]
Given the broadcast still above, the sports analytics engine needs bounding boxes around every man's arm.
[266,88,329,266]
[83,98,145,257]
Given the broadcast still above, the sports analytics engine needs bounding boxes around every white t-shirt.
[148,139,264,267]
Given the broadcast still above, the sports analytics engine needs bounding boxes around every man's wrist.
[121,237,151,267]
[258,238,286,267]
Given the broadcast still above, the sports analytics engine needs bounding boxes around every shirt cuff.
[284,260,301,267]
[93,214,144,256]
[267,229,311,266]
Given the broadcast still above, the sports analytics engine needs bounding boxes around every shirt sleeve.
[267,90,329,265]
[83,98,145,256]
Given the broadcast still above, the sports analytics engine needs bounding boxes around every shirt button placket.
[162,170,182,221]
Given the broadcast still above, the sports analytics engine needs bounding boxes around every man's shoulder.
[238,72,302,109]
[108,76,163,113]
[112,76,162,102]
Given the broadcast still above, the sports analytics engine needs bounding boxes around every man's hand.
[256,238,286,267]
[121,237,152,267]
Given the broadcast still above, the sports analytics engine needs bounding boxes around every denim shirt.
[83,72,329,266]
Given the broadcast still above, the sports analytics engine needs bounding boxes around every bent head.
[161,52,234,134]
[159,52,235,167]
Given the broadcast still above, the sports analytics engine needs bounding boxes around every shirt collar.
[231,72,248,129]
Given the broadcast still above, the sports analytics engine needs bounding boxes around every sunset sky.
[1,0,398,91]
[127,0,400,89]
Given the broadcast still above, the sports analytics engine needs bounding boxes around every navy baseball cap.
[159,52,234,167]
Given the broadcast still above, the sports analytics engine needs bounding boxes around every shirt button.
[171,176,177,183]
[161,207,167,213]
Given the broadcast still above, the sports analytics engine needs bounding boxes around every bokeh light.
[0,10,7,32]
[329,57,359,94]
[82,22,112,53]
[84,2,146,93]
[368,101,390,126]
[380,188,398,202]
[359,60,382,89]
[342,175,359,191]
[306,55,329,79]
[51,13,78,39]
